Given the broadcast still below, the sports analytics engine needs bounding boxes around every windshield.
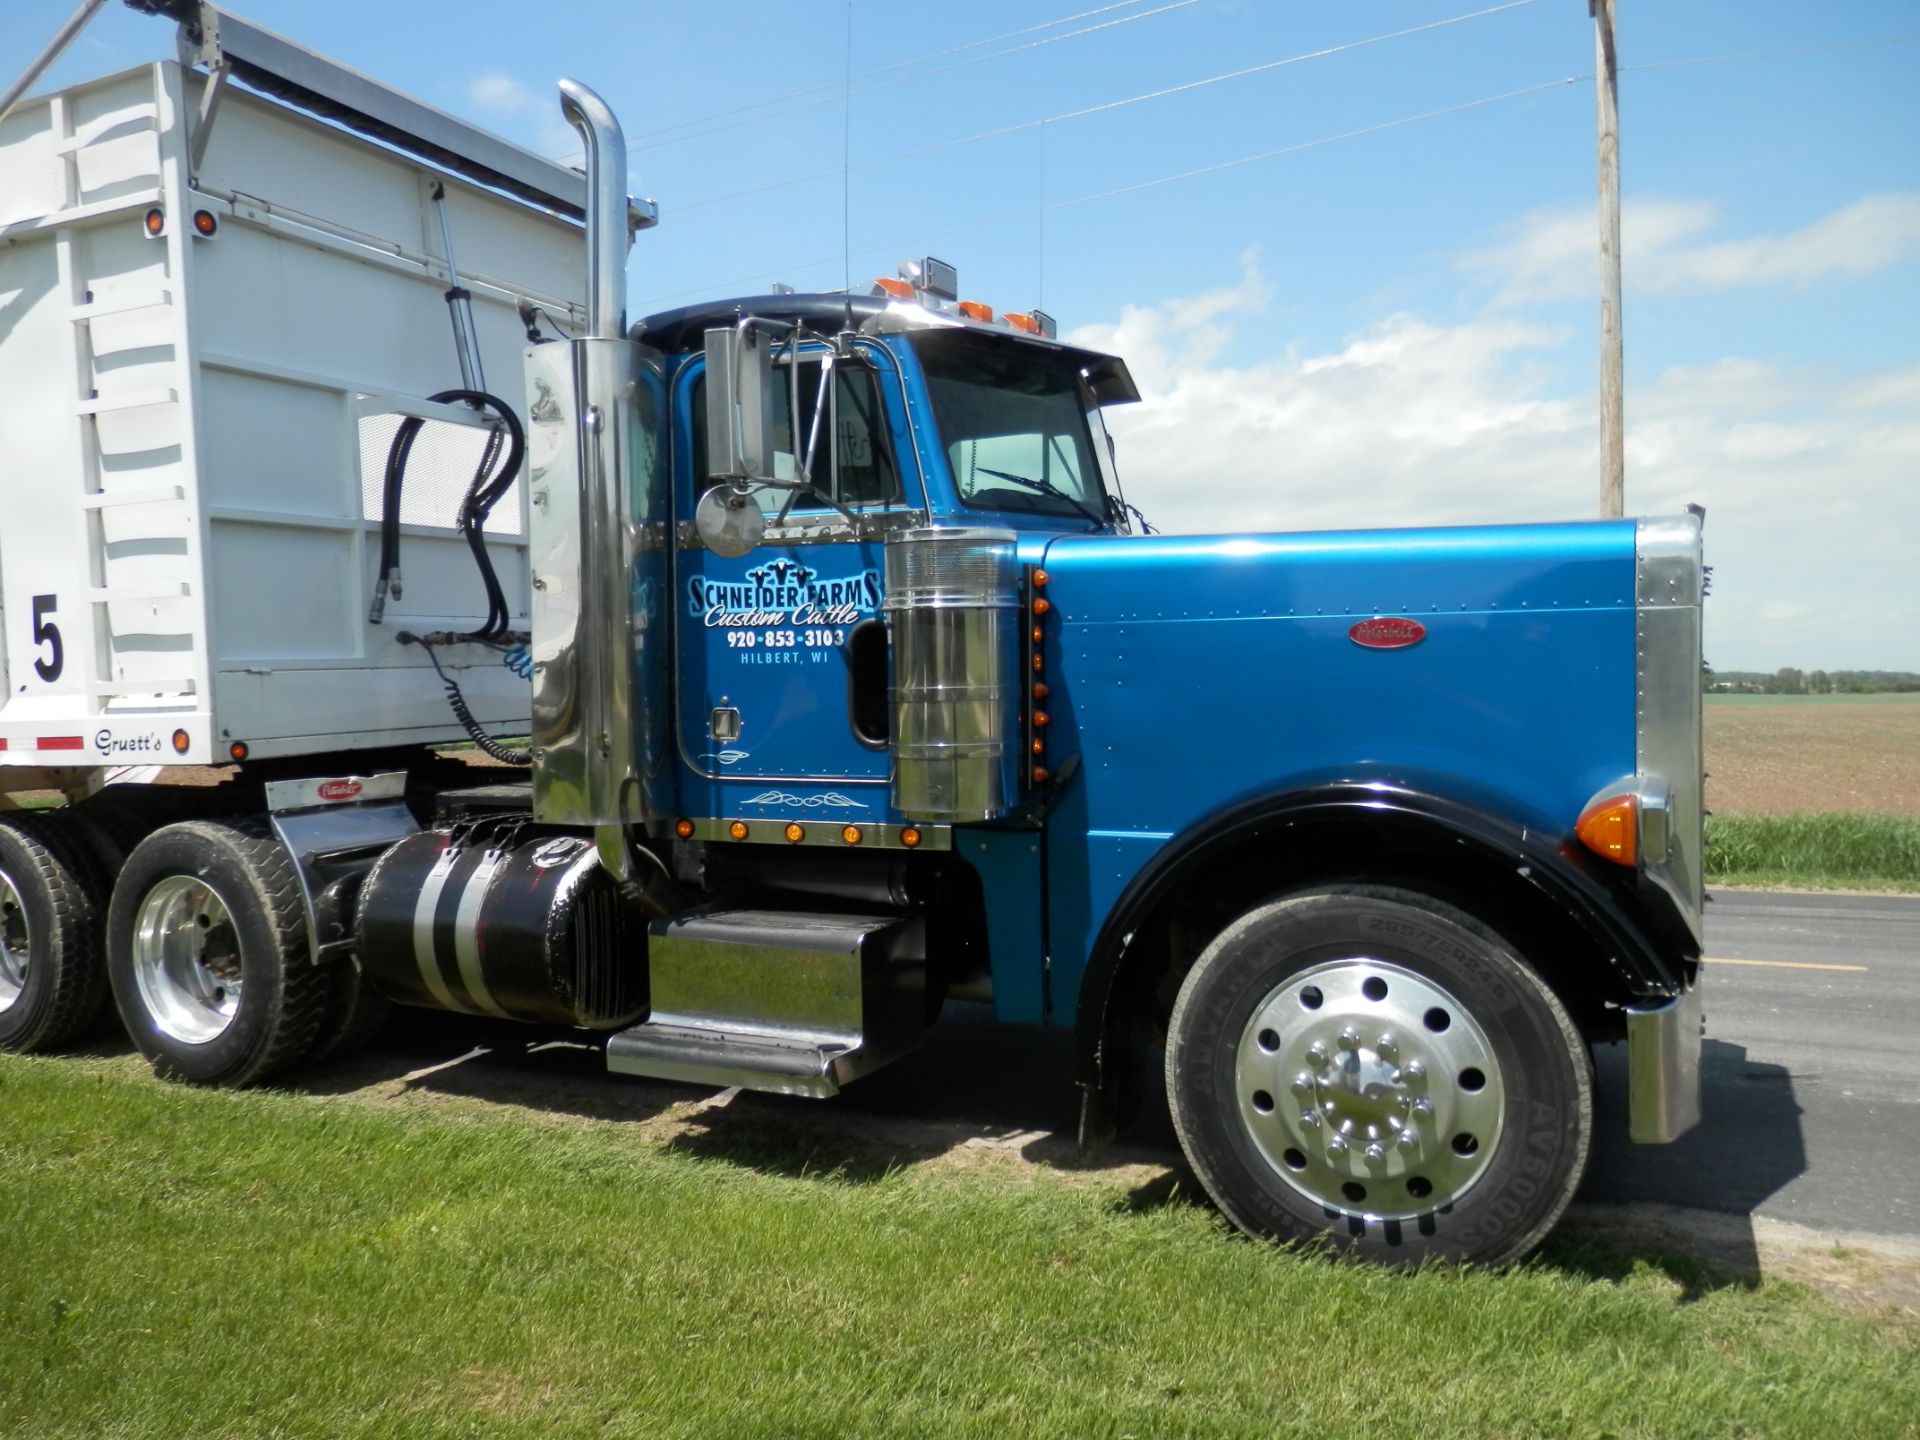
[913,330,1110,526]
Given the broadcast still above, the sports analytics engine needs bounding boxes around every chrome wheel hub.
[0,867,28,1012]
[1235,958,1505,1220]
[132,875,243,1045]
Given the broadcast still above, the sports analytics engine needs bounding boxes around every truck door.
[674,342,919,810]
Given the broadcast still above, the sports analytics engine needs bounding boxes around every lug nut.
[1365,1142,1386,1162]
[1412,1097,1435,1119]
[1300,1109,1323,1129]
[1327,1135,1348,1155]
[1398,1127,1421,1150]
[1401,1059,1426,1083]
[1338,1026,1361,1049]
[1375,1033,1398,1059]
[1306,1042,1329,1068]
[1291,1073,1313,1096]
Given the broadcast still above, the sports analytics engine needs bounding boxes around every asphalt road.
[1585,889,1920,1240]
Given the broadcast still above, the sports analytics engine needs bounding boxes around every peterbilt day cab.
[0,3,1704,1266]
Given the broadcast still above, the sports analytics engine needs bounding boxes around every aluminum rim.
[0,867,29,1012]
[1234,957,1506,1221]
[132,874,244,1045]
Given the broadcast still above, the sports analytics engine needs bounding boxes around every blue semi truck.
[0,5,1703,1266]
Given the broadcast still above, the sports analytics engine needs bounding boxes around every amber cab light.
[872,276,915,300]
[957,300,993,323]
[1576,792,1638,867]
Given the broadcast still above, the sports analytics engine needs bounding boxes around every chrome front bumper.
[1624,980,1704,1144]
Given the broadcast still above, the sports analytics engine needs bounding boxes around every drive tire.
[0,812,110,1052]
[107,819,326,1086]
[306,957,391,1066]
[1166,885,1591,1268]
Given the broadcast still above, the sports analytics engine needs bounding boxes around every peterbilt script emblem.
[316,779,362,802]
[1348,617,1427,650]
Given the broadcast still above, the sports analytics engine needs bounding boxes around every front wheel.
[1166,886,1591,1267]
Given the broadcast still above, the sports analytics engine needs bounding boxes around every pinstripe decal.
[453,850,511,1018]
[411,846,467,1013]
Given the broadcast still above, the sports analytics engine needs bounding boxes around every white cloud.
[1463,193,1920,305]
[464,72,580,162]
[1070,259,1920,671]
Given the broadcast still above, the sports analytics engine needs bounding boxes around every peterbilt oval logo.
[317,779,363,802]
[1348,617,1427,650]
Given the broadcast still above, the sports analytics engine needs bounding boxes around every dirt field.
[1707,696,1920,817]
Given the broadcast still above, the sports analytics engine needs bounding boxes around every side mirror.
[704,325,776,481]
[694,482,766,559]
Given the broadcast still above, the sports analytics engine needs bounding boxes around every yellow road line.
[1704,956,1868,973]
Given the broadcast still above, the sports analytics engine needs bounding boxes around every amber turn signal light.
[1575,792,1638,867]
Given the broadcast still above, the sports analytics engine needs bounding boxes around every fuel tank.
[356,824,645,1027]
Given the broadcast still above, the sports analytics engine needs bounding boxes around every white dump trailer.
[0,39,588,775]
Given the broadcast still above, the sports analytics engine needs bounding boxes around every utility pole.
[1592,0,1624,518]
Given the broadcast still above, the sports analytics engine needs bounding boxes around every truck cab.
[0,4,1705,1270]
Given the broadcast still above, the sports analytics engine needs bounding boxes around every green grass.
[2,1057,1915,1439]
[1707,812,1920,892]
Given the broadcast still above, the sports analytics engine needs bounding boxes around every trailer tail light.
[1576,791,1638,867]
[37,736,84,751]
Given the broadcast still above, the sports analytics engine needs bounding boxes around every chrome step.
[605,908,924,1098]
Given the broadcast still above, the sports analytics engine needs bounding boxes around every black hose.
[369,389,525,643]
[399,631,532,767]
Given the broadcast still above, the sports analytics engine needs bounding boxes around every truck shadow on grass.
[285,1014,1810,1295]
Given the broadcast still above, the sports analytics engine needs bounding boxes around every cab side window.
[691,357,902,513]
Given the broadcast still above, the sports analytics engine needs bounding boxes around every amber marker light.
[228,741,249,761]
[900,826,922,848]
[143,207,165,237]
[957,300,993,323]
[1033,597,1052,616]
[728,820,749,841]
[1032,569,1048,587]
[674,818,696,839]
[785,822,806,844]
[192,209,218,236]
[1033,682,1050,700]
[1575,792,1638,867]
[841,825,864,845]
[1033,767,1051,785]
[1031,738,1044,756]
[872,276,915,299]
[1006,312,1041,334]
[1031,653,1043,673]
[1033,711,1050,728]
[171,729,190,755]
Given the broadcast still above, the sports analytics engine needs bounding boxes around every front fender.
[1073,777,1696,1089]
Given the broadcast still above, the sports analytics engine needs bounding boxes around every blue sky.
[13,1,1919,669]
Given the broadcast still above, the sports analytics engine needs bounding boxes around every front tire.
[107,820,326,1086]
[1166,885,1591,1267]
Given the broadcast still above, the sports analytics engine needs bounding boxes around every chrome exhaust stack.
[525,80,671,869]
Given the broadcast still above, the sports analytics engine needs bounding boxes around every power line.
[635,0,1201,153]
[673,0,1545,215]
[628,0,1162,145]
[637,75,1583,309]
